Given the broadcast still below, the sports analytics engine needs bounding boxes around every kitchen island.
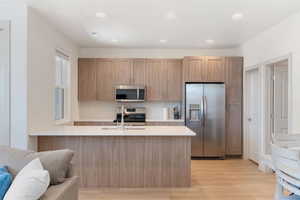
[30,126,195,188]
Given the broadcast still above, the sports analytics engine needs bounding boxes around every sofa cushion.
[0,146,74,185]
[0,166,12,199]
[30,150,74,185]
[0,146,34,177]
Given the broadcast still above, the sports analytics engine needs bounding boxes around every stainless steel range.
[114,107,146,126]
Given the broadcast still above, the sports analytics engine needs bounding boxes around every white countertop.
[29,126,196,136]
[76,119,184,122]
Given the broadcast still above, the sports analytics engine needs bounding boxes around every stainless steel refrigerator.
[185,83,226,158]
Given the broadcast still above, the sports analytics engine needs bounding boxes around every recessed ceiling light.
[91,32,98,37]
[112,39,119,42]
[165,11,177,20]
[96,12,107,18]
[232,12,244,21]
[160,39,167,43]
[205,39,215,44]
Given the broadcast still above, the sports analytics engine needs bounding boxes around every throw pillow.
[0,166,12,199]
[4,158,50,200]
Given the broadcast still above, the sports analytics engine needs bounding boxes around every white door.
[273,61,288,135]
[0,21,10,146]
[246,69,260,163]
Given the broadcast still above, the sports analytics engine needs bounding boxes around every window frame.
[54,49,71,124]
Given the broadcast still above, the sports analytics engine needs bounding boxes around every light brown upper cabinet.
[166,59,183,101]
[226,57,243,104]
[183,56,225,82]
[113,59,132,85]
[145,59,168,101]
[78,58,97,101]
[205,56,225,82]
[96,59,114,101]
[132,59,146,86]
[183,57,206,82]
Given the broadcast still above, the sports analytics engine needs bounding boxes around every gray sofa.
[0,146,79,200]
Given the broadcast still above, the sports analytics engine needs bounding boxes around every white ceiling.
[23,0,300,48]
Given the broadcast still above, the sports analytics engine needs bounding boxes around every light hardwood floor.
[79,159,276,200]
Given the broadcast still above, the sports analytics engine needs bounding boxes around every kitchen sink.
[125,127,145,130]
[101,127,120,130]
[101,127,145,131]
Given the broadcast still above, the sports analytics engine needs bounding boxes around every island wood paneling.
[38,136,191,188]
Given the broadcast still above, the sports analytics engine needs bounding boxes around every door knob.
[248,118,252,122]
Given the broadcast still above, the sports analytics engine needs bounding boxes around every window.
[54,50,70,122]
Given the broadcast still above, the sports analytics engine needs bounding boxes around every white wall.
[0,3,28,149]
[241,11,300,134]
[79,47,241,58]
[27,7,79,134]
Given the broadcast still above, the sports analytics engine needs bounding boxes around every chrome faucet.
[120,104,125,130]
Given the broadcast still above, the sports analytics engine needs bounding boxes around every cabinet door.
[183,57,206,82]
[166,59,183,101]
[226,57,243,104]
[225,57,243,155]
[132,59,146,86]
[78,58,97,101]
[205,56,225,82]
[96,59,114,101]
[146,59,167,101]
[113,59,132,85]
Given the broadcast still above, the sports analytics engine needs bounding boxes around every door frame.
[262,54,293,136]
[243,66,261,163]
[260,54,292,170]
[0,20,11,146]
[243,53,293,172]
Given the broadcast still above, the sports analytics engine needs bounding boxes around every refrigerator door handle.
[203,96,207,127]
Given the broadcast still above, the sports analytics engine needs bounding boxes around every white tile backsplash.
[79,101,182,121]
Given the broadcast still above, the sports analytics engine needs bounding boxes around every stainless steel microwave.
[115,85,146,102]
